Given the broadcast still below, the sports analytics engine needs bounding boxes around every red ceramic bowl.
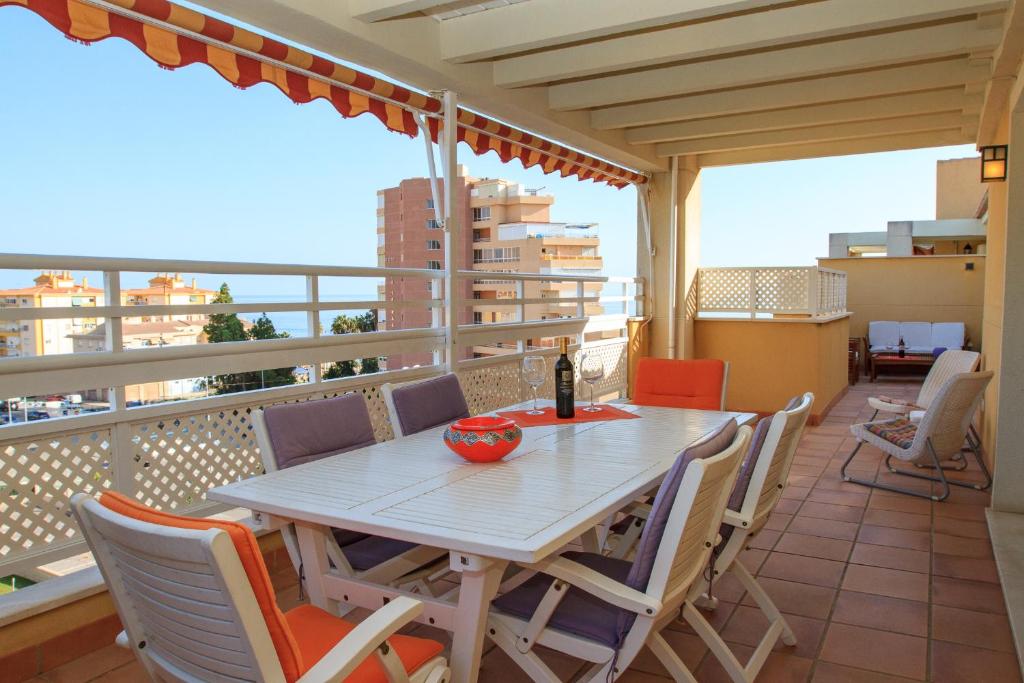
[443,416,523,463]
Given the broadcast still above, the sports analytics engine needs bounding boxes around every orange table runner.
[497,405,640,427]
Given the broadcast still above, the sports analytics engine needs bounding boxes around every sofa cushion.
[900,322,933,353]
[868,321,900,350]
[932,322,966,350]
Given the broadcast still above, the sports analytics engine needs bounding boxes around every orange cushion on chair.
[286,604,444,683]
[98,492,305,682]
[633,357,726,410]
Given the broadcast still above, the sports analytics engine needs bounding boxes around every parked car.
[27,410,50,421]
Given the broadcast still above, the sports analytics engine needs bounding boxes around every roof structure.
[188,0,1023,170]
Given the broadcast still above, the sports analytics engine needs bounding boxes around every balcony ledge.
[694,312,850,324]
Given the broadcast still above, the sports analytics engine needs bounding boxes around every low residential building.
[0,271,103,358]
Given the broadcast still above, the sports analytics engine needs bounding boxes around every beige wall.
[818,256,986,348]
[693,316,849,422]
[937,157,986,220]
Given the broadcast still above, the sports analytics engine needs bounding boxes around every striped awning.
[3,0,646,188]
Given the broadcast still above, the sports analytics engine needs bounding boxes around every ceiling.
[193,0,1023,173]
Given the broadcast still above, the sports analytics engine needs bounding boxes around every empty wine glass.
[580,353,605,412]
[522,355,546,415]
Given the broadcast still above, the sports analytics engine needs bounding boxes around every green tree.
[202,285,297,394]
[324,310,381,378]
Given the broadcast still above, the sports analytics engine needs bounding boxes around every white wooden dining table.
[208,400,755,683]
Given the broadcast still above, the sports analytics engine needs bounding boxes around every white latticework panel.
[0,429,113,565]
[320,384,395,443]
[754,268,810,312]
[817,270,847,314]
[130,409,262,511]
[698,268,753,312]
[578,340,628,400]
[458,361,525,415]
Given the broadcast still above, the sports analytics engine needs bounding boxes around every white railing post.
[576,280,585,319]
[103,270,134,496]
[441,90,459,371]
[515,280,526,353]
[431,277,443,365]
[306,274,322,383]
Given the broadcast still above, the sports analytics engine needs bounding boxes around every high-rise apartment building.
[377,167,603,368]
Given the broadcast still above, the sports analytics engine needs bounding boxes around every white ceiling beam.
[978,0,1024,143]
[656,112,972,156]
[592,60,990,130]
[626,89,976,144]
[350,0,456,22]
[493,0,1006,88]
[696,129,974,167]
[439,0,790,63]
[549,21,1002,111]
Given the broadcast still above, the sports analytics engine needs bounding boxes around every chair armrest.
[721,509,750,530]
[297,596,425,683]
[521,556,662,615]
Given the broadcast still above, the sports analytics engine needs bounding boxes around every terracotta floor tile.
[830,590,928,637]
[811,662,923,682]
[627,628,707,677]
[806,489,870,508]
[856,525,930,552]
[798,502,864,523]
[774,532,853,562]
[860,509,931,532]
[841,565,929,602]
[849,543,930,574]
[759,552,846,588]
[766,512,794,531]
[695,644,813,683]
[669,600,737,635]
[819,623,926,679]
[930,640,1023,683]
[615,670,673,683]
[932,533,993,559]
[933,516,989,539]
[932,502,987,522]
[90,661,149,683]
[477,643,585,683]
[941,487,991,506]
[709,572,748,604]
[738,547,769,574]
[866,495,931,516]
[782,486,812,501]
[931,605,1016,653]
[932,554,1000,583]
[749,529,783,551]
[788,516,860,541]
[719,604,825,659]
[740,577,836,620]
[930,576,1006,614]
[775,498,803,515]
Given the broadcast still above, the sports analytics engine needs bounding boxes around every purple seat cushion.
[391,374,470,436]
[492,551,631,648]
[625,417,738,593]
[263,394,376,470]
[341,535,418,571]
[331,527,371,548]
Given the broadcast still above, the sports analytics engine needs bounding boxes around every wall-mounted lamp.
[963,243,973,255]
[980,145,1008,182]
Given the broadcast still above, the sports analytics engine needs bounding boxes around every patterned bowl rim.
[449,416,518,432]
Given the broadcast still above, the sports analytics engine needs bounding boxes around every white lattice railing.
[697,266,847,318]
[0,253,642,577]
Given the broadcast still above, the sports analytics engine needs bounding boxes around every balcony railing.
[0,253,644,578]
[697,266,847,318]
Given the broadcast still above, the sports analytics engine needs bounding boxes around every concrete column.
[637,155,701,359]
[886,221,914,256]
[992,109,1024,513]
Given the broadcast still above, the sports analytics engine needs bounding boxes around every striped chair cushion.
[865,418,917,450]
[875,395,916,407]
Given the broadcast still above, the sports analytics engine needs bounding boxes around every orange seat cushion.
[633,358,726,410]
[286,604,444,683]
[99,492,304,680]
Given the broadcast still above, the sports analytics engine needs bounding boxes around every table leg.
[448,553,507,683]
[294,521,340,615]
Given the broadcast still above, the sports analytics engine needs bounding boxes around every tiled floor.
[33,379,1020,682]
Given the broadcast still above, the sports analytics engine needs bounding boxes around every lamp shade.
[981,145,1008,182]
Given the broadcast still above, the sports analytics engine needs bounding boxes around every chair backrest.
[931,322,966,350]
[635,421,749,606]
[729,393,813,534]
[72,492,299,683]
[914,371,993,460]
[382,373,470,437]
[254,393,377,473]
[900,322,933,352]
[633,358,729,411]
[868,321,900,350]
[916,350,980,410]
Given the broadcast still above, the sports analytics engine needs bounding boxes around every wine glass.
[522,355,546,415]
[580,353,605,412]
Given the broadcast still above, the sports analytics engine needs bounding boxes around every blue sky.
[0,6,977,297]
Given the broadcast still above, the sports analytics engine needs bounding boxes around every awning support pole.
[638,182,655,322]
[667,155,679,359]
[415,114,445,229]
[440,90,460,371]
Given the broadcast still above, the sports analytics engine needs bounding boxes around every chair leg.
[647,632,699,683]
[486,619,562,683]
[682,603,749,683]
[731,562,797,647]
[885,437,991,494]
[841,440,949,501]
